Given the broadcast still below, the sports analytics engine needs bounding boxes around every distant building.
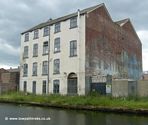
[0,68,19,93]
[20,3,142,95]
[0,68,8,83]
[143,71,148,80]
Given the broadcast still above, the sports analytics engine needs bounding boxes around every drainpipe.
[77,9,80,55]
[77,9,80,94]
[47,26,50,94]
[78,9,80,41]
[78,9,80,28]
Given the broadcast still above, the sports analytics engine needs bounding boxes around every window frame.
[70,40,77,57]
[42,80,47,94]
[53,59,60,74]
[23,64,28,77]
[54,38,60,53]
[54,22,61,33]
[70,17,77,29]
[33,29,39,39]
[33,43,38,57]
[23,46,29,59]
[43,26,50,36]
[43,41,49,55]
[23,81,27,92]
[42,61,48,75]
[32,81,36,94]
[24,33,29,42]
[32,62,37,76]
[53,80,60,94]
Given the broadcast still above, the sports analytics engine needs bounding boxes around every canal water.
[0,103,148,125]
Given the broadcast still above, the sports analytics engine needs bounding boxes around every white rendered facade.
[20,13,86,95]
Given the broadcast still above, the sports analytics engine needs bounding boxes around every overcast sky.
[0,0,148,71]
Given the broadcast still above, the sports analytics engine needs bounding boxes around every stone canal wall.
[112,80,129,97]
[112,80,148,97]
[137,80,148,97]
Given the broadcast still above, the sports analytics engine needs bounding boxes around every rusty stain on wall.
[85,5,142,81]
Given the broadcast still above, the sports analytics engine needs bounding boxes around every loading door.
[91,83,106,95]
[67,73,77,95]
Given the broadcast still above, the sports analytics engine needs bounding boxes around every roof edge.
[115,18,142,44]
[115,18,130,26]
[21,3,105,35]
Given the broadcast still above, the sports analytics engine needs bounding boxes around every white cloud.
[137,30,148,71]
[0,63,18,69]
[142,52,148,71]
[0,0,148,70]
[137,30,148,47]
[0,38,20,56]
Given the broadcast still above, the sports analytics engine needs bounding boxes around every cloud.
[137,30,148,49]
[0,0,148,71]
[0,38,20,67]
[103,0,148,30]
[137,30,148,71]
[142,52,148,71]
[0,63,18,69]
[0,38,20,56]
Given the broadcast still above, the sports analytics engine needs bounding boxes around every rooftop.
[8,68,20,73]
[115,18,130,26]
[21,3,104,34]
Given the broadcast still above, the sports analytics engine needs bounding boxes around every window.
[54,22,60,33]
[23,46,28,58]
[53,80,59,94]
[43,41,48,55]
[54,38,60,53]
[54,59,60,74]
[42,61,48,75]
[70,40,77,57]
[32,62,37,76]
[23,64,28,77]
[32,81,36,94]
[43,26,50,36]
[24,33,29,42]
[23,81,27,92]
[42,80,46,94]
[33,44,38,57]
[34,30,39,39]
[70,17,77,28]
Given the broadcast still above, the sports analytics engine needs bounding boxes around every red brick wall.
[0,70,19,93]
[1,73,10,84]
[0,69,8,83]
[85,5,142,80]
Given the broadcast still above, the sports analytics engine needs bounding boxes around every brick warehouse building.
[0,68,19,93]
[20,3,142,95]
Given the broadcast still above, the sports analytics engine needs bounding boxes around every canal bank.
[0,92,148,115]
[1,103,148,125]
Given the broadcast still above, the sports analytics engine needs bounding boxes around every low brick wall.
[1,73,10,84]
[137,80,148,97]
[143,74,148,80]
[0,83,16,94]
[112,80,129,97]
[112,80,148,97]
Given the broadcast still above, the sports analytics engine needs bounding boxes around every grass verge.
[0,92,148,111]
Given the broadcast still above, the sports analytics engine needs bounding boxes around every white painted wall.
[20,28,49,94]
[20,14,86,95]
[49,14,86,95]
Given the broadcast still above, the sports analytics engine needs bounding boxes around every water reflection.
[0,103,148,125]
